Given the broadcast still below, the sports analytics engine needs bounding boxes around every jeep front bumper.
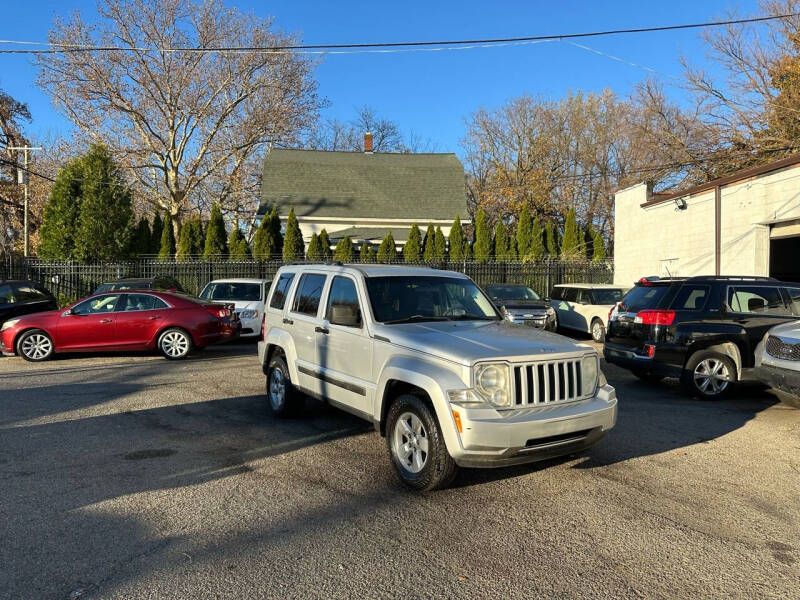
[448,384,617,468]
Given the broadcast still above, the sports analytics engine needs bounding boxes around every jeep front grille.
[512,359,584,406]
[766,335,800,361]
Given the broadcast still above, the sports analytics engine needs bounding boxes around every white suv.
[258,264,617,490]
[551,284,628,342]
[200,278,271,338]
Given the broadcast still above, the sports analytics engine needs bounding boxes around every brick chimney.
[364,131,373,153]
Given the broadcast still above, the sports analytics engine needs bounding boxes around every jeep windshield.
[365,276,500,324]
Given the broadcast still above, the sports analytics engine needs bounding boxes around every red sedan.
[0,290,240,362]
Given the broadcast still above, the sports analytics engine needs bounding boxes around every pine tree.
[473,209,492,263]
[584,224,596,260]
[359,241,371,262]
[404,224,422,263]
[306,233,323,260]
[516,203,533,257]
[228,227,251,260]
[545,221,559,257]
[192,217,206,254]
[72,145,134,261]
[365,244,376,262]
[433,226,447,261]
[377,232,397,263]
[149,212,163,254]
[527,217,546,261]
[268,207,283,258]
[252,214,271,260]
[282,206,304,260]
[203,203,228,259]
[592,231,607,262]
[494,221,510,261]
[158,217,176,260]
[131,217,152,256]
[449,215,465,263]
[318,229,333,260]
[560,208,582,260]
[422,223,436,262]
[177,216,201,259]
[333,236,355,261]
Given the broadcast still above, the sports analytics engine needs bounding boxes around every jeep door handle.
[99,318,112,324]
[314,326,329,334]
[283,318,294,325]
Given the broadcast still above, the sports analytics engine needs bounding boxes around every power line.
[0,13,796,55]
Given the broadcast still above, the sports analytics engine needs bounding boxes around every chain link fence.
[1,255,613,305]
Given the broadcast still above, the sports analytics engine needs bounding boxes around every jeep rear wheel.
[681,351,736,399]
[266,353,303,417]
[386,394,457,491]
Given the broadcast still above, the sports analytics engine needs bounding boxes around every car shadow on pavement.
[0,386,372,598]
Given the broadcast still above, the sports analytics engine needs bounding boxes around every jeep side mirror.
[331,304,361,327]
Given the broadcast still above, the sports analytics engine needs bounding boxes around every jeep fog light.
[475,363,512,408]
[581,354,599,395]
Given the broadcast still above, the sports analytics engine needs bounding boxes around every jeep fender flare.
[376,355,466,457]
[263,328,300,382]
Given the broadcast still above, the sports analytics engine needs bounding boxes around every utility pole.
[7,146,42,257]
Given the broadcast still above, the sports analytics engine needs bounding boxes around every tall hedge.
[516,204,533,257]
[282,206,304,261]
[449,215,465,262]
[306,233,323,260]
[177,215,204,258]
[592,231,607,262]
[150,212,164,254]
[404,223,422,263]
[228,227,251,259]
[333,236,355,261]
[560,208,582,260]
[377,232,397,262]
[158,217,176,260]
[203,203,228,258]
[318,229,333,260]
[433,226,447,261]
[422,223,436,262]
[131,217,152,256]
[527,217,546,261]
[473,208,492,263]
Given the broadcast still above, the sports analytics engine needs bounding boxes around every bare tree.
[37,0,321,236]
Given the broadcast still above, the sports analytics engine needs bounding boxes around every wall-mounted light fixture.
[674,198,687,211]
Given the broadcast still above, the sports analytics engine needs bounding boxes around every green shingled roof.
[259,148,466,219]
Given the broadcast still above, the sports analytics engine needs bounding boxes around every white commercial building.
[614,155,800,285]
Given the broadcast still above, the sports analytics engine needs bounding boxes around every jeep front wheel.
[386,394,457,491]
[266,354,303,417]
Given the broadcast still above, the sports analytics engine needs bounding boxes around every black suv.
[604,276,800,399]
[0,280,58,324]
[93,276,185,294]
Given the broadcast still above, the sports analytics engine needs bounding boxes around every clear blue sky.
[0,0,759,154]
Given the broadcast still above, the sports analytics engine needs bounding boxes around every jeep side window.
[325,276,362,327]
[270,273,295,309]
[292,273,326,316]
[671,285,710,311]
[727,286,790,315]
[784,287,800,315]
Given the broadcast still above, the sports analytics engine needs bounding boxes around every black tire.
[157,327,193,360]
[632,369,665,384]
[16,329,54,362]
[386,394,457,491]
[681,350,736,399]
[266,353,303,417]
[590,318,606,343]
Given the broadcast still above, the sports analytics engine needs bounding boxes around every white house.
[614,155,800,285]
[258,133,469,246]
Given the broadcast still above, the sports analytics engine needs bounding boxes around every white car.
[199,278,271,338]
[754,320,800,406]
[258,263,617,490]
[550,284,629,342]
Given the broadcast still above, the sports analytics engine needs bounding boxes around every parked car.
[199,278,271,338]
[0,290,240,362]
[484,284,557,331]
[754,320,800,405]
[551,284,629,342]
[604,275,800,399]
[93,276,185,294]
[0,280,58,326]
[258,264,617,490]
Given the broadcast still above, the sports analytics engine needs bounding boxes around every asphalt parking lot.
[1,341,799,599]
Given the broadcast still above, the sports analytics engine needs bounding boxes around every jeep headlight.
[581,354,599,395]
[1,318,20,331]
[475,362,512,407]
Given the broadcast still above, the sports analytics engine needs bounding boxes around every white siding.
[614,164,800,285]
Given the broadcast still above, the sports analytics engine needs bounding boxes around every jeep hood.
[374,320,589,364]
